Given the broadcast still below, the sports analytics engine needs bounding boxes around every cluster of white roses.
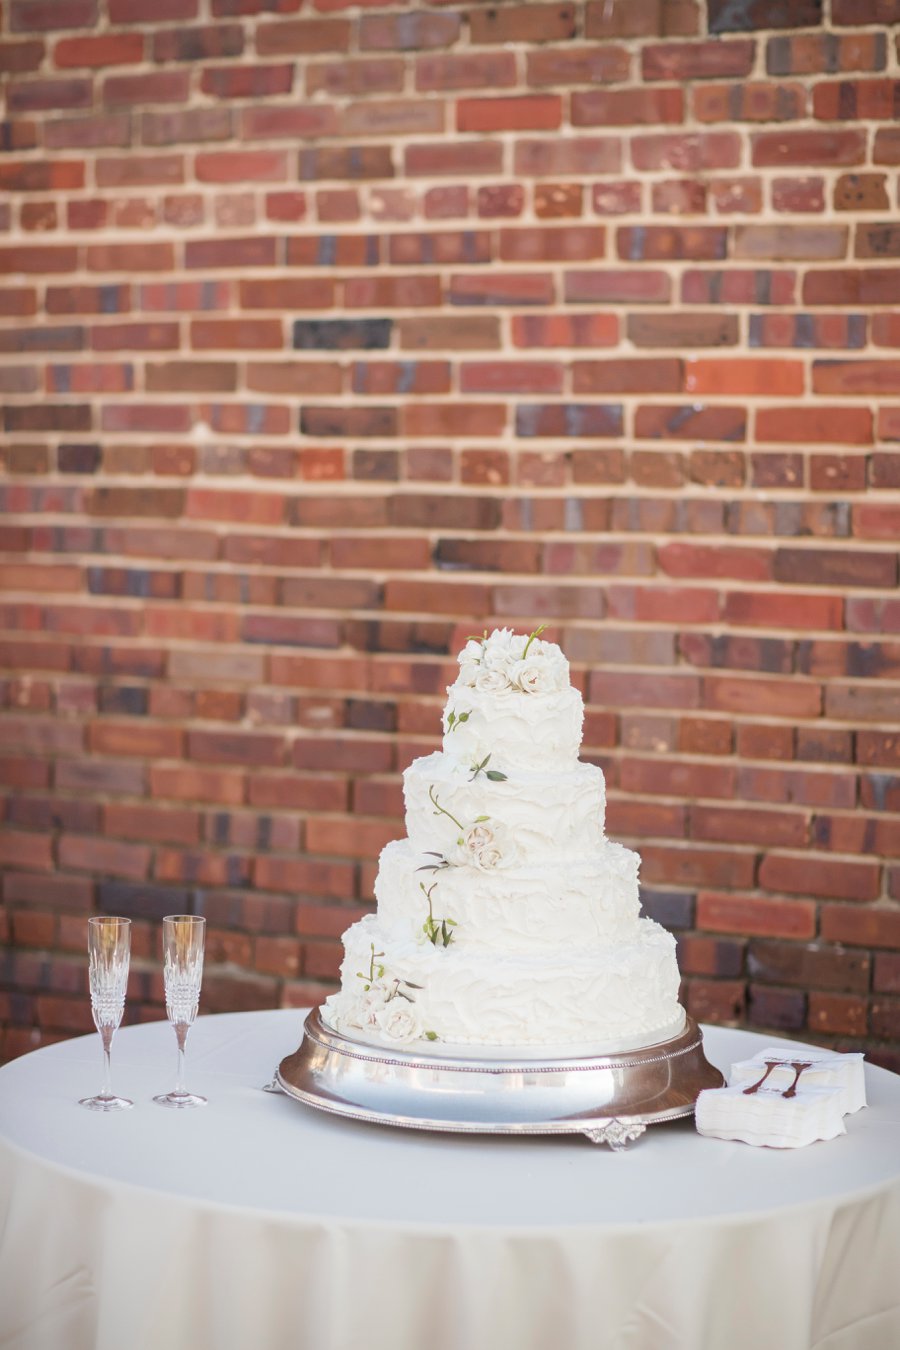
[333,982,424,1043]
[456,627,568,697]
[453,819,515,871]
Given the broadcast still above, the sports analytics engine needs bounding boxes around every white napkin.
[695,1081,847,1149]
[695,1048,866,1148]
[727,1048,866,1115]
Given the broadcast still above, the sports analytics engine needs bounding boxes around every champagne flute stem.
[174,1023,189,1096]
[100,1025,114,1099]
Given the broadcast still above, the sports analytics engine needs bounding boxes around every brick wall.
[1,0,899,1069]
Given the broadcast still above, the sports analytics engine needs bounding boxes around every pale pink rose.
[374,1000,423,1042]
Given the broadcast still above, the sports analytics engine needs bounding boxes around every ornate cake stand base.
[276,1009,724,1149]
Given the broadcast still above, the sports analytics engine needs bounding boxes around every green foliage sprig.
[419,880,458,948]
[356,942,385,990]
[469,753,507,783]
[521,623,547,658]
[428,784,489,837]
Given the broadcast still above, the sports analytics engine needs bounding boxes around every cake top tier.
[442,626,583,773]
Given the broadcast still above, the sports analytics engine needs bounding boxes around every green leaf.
[474,814,489,823]
[424,1031,438,1041]
[458,711,470,723]
[522,623,547,658]
[445,918,458,926]
[486,769,508,781]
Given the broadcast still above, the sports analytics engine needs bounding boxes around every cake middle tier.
[403,751,606,861]
[375,836,641,953]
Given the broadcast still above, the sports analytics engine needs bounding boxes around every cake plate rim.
[275,1008,725,1148]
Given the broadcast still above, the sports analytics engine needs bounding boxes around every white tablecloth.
[1,1010,898,1350]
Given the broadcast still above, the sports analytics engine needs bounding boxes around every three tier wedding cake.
[322,627,684,1050]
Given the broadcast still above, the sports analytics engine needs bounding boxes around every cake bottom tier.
[323,912,683,1050]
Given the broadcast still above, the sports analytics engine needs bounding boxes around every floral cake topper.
[453,624,569,697]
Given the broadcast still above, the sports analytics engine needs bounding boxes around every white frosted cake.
[322,627,684,1050]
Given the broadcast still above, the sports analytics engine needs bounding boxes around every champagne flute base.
[153,1091,207,1109]
[79,1094,133,1112]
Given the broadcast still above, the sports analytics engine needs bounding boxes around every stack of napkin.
[695,1048,866,1148]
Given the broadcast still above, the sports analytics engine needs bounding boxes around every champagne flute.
[154,914,207,1109]
[79,915,133,1112]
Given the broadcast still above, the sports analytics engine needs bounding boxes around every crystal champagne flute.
[79,915,133,1112]
[154,914,207,1108]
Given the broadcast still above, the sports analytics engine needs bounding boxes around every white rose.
[374,999,423,1042]
[322,993,350,1032]
[508,656,560,694]
[358,983,390,1027]
[474,666,511,694]
[482,630,516,672]
[456,660,480,689]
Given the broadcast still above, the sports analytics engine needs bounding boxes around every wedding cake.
[322,627,684,1050]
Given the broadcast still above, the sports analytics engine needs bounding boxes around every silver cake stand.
[276,1008,725,1149]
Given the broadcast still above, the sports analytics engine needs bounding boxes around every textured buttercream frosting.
[323,627,684,1050]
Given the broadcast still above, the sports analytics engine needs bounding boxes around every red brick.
[8,76,93,113]
[566,270,672,305]
[574,86,684,126]
[190,319,282,350]
[619,226,728,262]
[469,3,576,45]
[873,128,900,165]
[832,0,900,22]
[761,854,881,902]
[643,39,754,80]
[813,77,900,121]
[0,829,55,873]
[307,56,403,98]
[803,268,900,306]
[724,589,841,636]
[406,141,503,177]
[0,40,45,73]
[692,805,807,847]
[515,136,622,177]
[256,18,350,56]
[685,358,804,396]
[54,34,143,68]
[196,150,289,184]
[693,81,806,123]
[592,181,642,215]
[475,184,525,219]
[756,314,867,350]
[704,672,821,721]
[359,12,459,50]
[651,179,708,215]
[110,0,197,17]
[771,177,825,213]
[640,844,755,890]
[752,129,866,167]
[756,406,872,445]
[632,132,740,172]
[697,892,816,940]
[512,314,619,348]
[767,32,887,75]
[623,750,734,799]
[457,96,561,134]
[734,225,848,261]
[526,45,630,87]
[59,834,151,880]
[586,0,700,38]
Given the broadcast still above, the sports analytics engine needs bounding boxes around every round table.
[1,1010,898,1350]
